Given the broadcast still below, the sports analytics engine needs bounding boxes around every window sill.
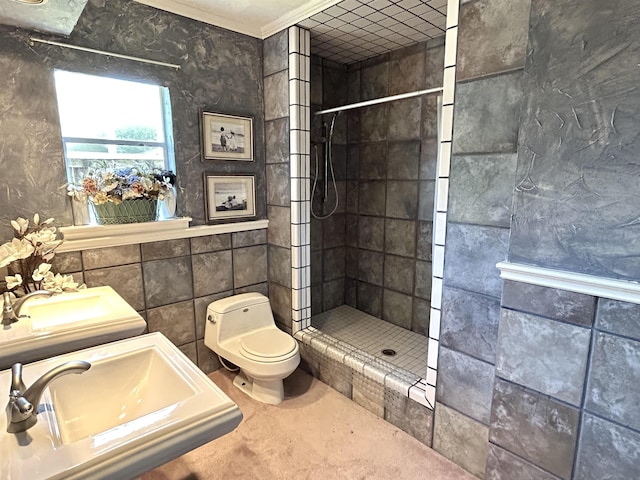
[58,217,269,252]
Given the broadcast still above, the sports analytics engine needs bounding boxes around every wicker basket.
[93,199,158,225]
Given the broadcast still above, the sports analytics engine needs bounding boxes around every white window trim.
[58,218,268,252]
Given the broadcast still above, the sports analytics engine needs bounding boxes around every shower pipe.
[311,111,340,220]
[314,86,443,116]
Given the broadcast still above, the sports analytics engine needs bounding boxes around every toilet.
[205,293,300,405]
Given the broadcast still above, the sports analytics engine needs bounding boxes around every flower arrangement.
[0,214,84,295]
[80,167,175,205]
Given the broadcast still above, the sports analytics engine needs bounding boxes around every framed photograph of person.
[201,111,254,161]
[204,174,256,221]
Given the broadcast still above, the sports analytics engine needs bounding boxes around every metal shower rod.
[28,37,181,70]
[314,86,443,115]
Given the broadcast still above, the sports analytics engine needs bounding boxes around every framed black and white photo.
[204,174,256,221]
[201,111,254,161]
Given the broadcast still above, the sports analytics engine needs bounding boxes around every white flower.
[10,217,28,235]
[0,238,35,267]
[32,263,52,282]
[41,273,83,293]
[2,213,84,295]
[0,243,14,268]
[6,274,23,289]
[140,177,154,190]
[26,228,58,246]
[104,181,118,192]
[122,190,140,200]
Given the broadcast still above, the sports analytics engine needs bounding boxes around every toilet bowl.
[205,293,300,405]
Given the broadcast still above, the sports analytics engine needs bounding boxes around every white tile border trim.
[58,218,268,252]
[497,261,640,304]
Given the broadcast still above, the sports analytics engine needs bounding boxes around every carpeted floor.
[142,368,475,480]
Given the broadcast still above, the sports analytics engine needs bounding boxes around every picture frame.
[201,111,254,161]
[204,174,256,221]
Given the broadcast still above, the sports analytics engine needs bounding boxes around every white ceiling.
[136,0,447,65]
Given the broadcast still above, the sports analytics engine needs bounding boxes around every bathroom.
[1,0,640,479]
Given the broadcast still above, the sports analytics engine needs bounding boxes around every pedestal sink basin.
[0,286,146,369]
[0,332,243,480]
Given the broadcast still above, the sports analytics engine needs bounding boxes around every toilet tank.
[207,293,275,343]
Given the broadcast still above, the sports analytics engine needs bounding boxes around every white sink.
[0,286,146,369]
[0,333,243,480]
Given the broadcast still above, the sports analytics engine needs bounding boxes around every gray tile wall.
[264,30,292,333]
[0,0,266,238]
[311,40,443,340]
[434,0,528,476]
[52,230,268,373]
[438,1,640,479]
[310,56,348,314]
[492,280,640,480]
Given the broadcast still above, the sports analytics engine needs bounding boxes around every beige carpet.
[142,368,475,480]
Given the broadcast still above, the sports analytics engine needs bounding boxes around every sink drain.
[381,348,396,356]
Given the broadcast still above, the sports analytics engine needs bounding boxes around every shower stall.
[304,40,445,398]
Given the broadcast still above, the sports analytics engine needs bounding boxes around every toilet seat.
[240,329,297,362]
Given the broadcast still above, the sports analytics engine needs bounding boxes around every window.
[54,70,175,186]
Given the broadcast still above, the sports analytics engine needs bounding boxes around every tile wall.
[51,231,269,373]
[309,56,348,313]
[346,40,443,337]
[432,0,528,477]
[264,29,294,333]
[310,39,444,340]
[264,26,312,334]
[486,0,640,478]
[489,281,640,480]
[433,0,640,479]
[288,27,313,332]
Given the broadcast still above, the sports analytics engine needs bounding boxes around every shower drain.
[381,348,396,356]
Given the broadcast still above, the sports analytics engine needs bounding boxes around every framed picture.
[204,174,256,221]
[201,111,254,161]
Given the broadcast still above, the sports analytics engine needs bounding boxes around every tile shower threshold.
[295,311,432,409]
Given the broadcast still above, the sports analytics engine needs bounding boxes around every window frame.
[55,71,176,187]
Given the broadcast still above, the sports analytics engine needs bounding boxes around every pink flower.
[131,182,146,195]
[82,177,98,194]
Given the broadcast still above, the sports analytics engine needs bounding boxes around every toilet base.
[233,371,285,405]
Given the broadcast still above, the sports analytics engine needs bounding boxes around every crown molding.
[261,0,341,38]
[136,0,342,39]
[135,0,263,37]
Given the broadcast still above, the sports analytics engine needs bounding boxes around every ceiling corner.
[260,0,342,39]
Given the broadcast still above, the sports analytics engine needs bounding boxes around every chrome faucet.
[2,290,54,326]
[6,360,91,433]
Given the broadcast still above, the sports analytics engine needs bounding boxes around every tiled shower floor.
[312,305,428,379]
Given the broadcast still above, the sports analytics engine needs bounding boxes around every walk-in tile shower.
[307,38,444,398]
[281,0,459,412]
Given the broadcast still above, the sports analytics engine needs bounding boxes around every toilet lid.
[240,329,297,358]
